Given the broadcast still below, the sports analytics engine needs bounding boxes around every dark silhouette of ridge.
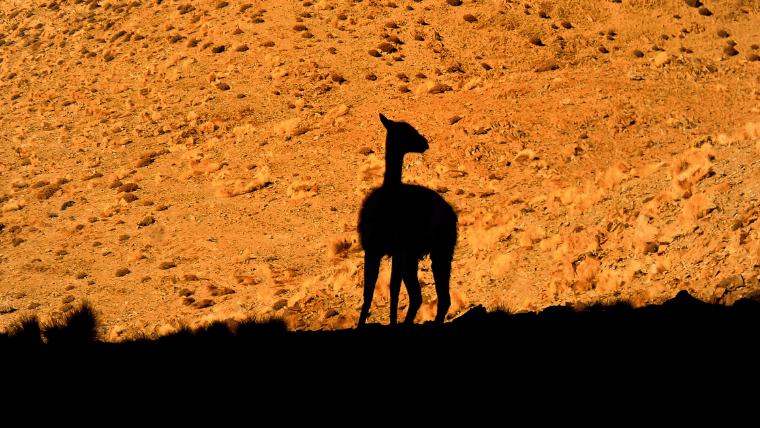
[356,113,458,326]
[2,292,760,400]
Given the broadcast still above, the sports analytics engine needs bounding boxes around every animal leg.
[388,250,408,325]
[359,254,381,327]
[402,258,422,324]
[431,251,453,323]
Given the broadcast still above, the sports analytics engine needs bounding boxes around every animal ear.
[379,113,391,128]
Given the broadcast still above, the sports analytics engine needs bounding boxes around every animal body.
[357,114,458,326]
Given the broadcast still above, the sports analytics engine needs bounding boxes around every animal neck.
[382,146,405,187]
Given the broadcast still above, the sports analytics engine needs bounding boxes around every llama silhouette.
[357,114,458,326]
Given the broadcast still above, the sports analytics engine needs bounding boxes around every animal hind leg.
[431,251,453,323]
[388,250,408,325]
[359,253,381,327]
[402,258,422,324]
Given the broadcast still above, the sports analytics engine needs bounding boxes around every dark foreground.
[3,290,759,403]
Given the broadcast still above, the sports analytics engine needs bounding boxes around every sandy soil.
[1,0,759,339]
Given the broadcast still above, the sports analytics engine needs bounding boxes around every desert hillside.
[1,0,759,338]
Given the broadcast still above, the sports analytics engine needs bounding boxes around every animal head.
[379,113,429,154]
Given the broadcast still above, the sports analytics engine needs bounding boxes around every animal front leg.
[388,250,408,325]
[359,254,381,327]
[402,258,422,324]
[431,251,453,323]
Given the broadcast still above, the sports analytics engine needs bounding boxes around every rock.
[653,52,670,67]
[138,216,155,227]
[718,275,744,290]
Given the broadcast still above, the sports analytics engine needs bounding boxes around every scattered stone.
[534,62,559,72]
[529,37,543,46]
[684,0,701,6]
[378,42,396,53]
[653,52,670,67]
[717,29,729,38]
[368,49,381,57]
[138,216,155,227]
[633,49,644,58]
[718,275,744,290]
[449,115,462,125]
[560,21,572,29]
[724,46,739,56]
[365,73,377,80]
[446,0,462,5]
[698,7,711,16]
[115,268,130,277]
[748,54,760,62]
[61,201,75,210]
[463,14,477,22]
[193,299,214,309]
[121,194,138,203]
[598,46,609,54]
[159,261,177,270]
[37,184,60,200]
[217,82,231,90]
[117,183,139,193]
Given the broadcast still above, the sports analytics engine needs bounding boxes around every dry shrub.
[214,166,271,197]
[574,256,601,292]
[596,162,629,191]
[540,233,562,252]
[553,230,599,261]
[492,252,516,276]
[640,191,676,218]
[287,177,318,199]
[548,275,570,297]
[669,146,714,194]
[548,181,605,214]
[327,234,357,259]
[323,259,362,293]
[682,193,715,222]
[519,224,546,247]
[356,154,384,196]
[628,215,659,254]
[650,256,671,276]
[463,210,517,253]
[596,270,623,294]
